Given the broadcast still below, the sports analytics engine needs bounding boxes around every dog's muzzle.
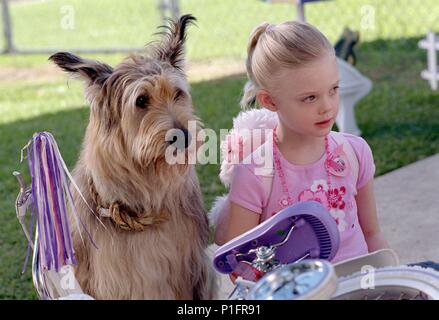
[169,128,191,150]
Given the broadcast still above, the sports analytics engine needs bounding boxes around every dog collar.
[88,176,169,231]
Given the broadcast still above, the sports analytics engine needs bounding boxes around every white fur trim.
[219,109,277,187]
[208,194,229,228]
[211,109,277,228]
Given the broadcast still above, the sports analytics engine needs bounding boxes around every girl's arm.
[356,178,390,252]
[214,202,260,284]
[214,201,260,246]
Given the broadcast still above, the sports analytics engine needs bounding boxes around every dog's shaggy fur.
[50,15,217,299]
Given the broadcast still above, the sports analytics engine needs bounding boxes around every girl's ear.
[256,89,278,112]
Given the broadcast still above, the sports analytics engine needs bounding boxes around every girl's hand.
[356,178,390,252]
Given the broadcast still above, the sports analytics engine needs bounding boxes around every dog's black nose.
[181,128,190,149]
[169,128,191,149]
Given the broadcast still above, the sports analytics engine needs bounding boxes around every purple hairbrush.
[213,200,340,274]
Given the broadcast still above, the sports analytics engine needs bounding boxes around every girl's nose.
[319,95,337,114]
[318,102,332,115]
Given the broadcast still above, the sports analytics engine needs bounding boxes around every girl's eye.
[331,86,340,94]
[303,95,316,103]
[135,95,149,109]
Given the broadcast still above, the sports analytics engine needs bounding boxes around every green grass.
[1,0,439,300]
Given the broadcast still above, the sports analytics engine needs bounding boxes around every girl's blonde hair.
[241,21,334,109]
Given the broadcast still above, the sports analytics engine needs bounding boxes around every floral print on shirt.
[295,180,348,232]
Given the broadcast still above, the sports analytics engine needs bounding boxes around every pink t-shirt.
[228,132,375,263]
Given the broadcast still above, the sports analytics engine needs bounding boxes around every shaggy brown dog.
[49,14,217,299]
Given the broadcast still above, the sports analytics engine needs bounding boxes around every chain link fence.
[1,0,438,61]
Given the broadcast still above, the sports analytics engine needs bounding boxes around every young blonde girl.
[214,21,389,264]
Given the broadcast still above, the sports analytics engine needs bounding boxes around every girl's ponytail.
[241,22,272,109]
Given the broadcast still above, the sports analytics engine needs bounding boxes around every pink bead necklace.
[272,126,332,210]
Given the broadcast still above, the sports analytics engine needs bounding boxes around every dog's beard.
[151,153,190,184]
[164,146,191,173]
[134,141,190,176]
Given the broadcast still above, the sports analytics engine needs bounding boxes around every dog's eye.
[174,88,185,102]
[135,95,149,109]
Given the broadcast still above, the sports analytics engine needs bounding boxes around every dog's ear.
[153,14,196,70]
[49,52,113,86]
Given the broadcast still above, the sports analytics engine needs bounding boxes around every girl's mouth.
[315,118,332,128]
